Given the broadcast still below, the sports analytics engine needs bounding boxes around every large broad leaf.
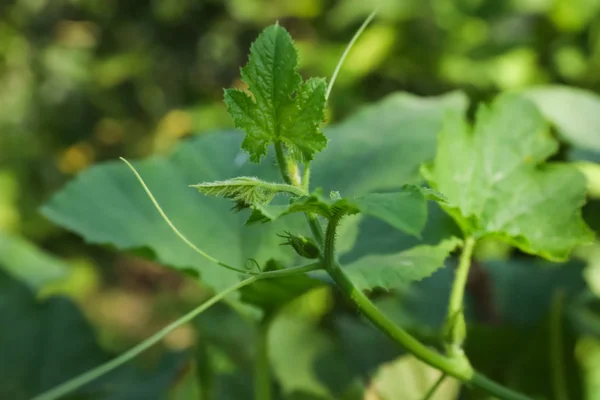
[344,237,462,291]
[42,133,309,291]
[0,232,68,289]
[522,85,600,155]
[422,93,594,261]
[224,24,327,163]
[42,92,466,290]
[0,268,184,400]
[312,91,468,196]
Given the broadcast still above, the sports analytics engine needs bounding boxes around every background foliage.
[2,0,600,399]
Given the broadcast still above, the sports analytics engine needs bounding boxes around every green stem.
[550,289,569,400]
[254,316,273,400]
[273,142,325,247]
[422,373,446,400]
[302,163,311,192]
[322,219,531,400]
[274,141,292,185]
[326,9,378,100]
[444,236,475,355]
[32,262,321,400]
[470,372,531,400]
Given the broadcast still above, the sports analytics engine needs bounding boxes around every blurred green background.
[2,0,600,399]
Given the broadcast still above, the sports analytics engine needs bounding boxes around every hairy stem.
[444,236,475,356]
[274,141,292,185]
[302,163,311,192]
[550,290,569,400]
[422,373,446,400]
[32,262,321,400]
[254,316,273,400]
[273,142,325,247]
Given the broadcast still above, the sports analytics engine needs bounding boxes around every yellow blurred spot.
[54,20,98,48]
[94,118,125,145]
[39,260,100,301]
[164,324,196,351]
[153,109,193,152]
[0,170,20,232]
[57,142,95,174]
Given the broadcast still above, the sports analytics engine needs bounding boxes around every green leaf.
[0,232,68,290]
[42,91,468,291]
[352,187,434,238]
[224,24,327,163]
[191,176,303,206]
[422,93,594,261]
[0,269,184,400]
[42,133,309,291]
[250,186,432,237]
[312,91,469,195]
[523,85,600,154]
[345,237,462,291]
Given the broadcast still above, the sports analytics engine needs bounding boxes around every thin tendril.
[245,258,262,273]
[326,9,378,101]
[120,158,258,276]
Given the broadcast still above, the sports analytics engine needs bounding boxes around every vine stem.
[32,262,321,400]
[254,316,273,400]
[326,9,378,100]
[321,218,531,400]
[550,289,569,400]
[444,236,475,355]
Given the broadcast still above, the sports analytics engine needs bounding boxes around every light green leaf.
[345,237,462,291]
[368,355,460,400]
[522,85,600,154]
[422,93,594,261]
[224,24,327,163]
[191,176,303,206]
[0,232,68,290]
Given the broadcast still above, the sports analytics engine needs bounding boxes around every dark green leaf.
[345,237,462,291]
[0,269,184,400]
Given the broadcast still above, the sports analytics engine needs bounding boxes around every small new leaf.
[224,24,328,163]
[422,93,595,261]
[191,177,303,206]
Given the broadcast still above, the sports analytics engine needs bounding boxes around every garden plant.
[24,14,600,400]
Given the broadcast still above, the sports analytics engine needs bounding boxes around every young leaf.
[422,93,594,261]
[191,177,303,206]
[224,24,327,163]
[344,237,462,291]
